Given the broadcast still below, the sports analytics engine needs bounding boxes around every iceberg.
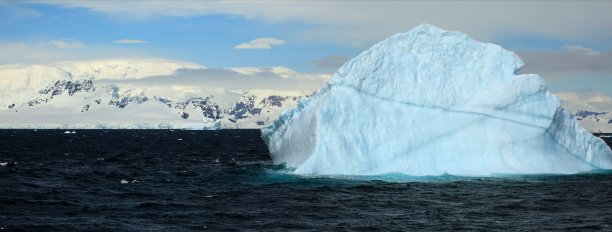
[261,24,612,176]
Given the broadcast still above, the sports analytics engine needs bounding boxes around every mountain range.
[0,59,609,132]
[0,59,322,129]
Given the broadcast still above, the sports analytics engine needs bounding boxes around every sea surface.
[1,129,611,231]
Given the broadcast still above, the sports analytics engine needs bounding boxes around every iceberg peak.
[328,23,526,109]
[262,24,612,176]
[407,23,449,34]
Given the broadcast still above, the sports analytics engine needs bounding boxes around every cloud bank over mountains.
[0,58,327,103]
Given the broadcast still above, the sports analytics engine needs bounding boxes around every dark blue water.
[1,130,611,231]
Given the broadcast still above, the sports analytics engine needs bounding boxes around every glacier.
[261,24,612,176]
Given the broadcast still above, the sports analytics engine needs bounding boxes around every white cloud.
[0,2,44,20]
[104,66,327,93]
[234,38,285,50]
[33,1,612,46]
[0,42,75,63]
[0,41,155,64]
[113,39,148,44]
[229,66,329,80]
[564,44,600,56]
[44,39,84,49]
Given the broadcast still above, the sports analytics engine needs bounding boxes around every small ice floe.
[214,158,220,163]
[64,131,71,134]
[121,179,139,184]
[177,138,183,141]
[204,195,213,198]
[599,135,612,138]
[0,162,7,167]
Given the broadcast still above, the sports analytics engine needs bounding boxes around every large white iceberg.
[261,24,612,176]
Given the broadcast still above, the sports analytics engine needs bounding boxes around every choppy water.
[1,129,611,231]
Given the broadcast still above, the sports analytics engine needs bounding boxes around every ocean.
[1,129,611,231]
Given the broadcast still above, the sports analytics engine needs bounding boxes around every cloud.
[517,49,612,80]
[0,2,44,20]
[313,55,350,71]
[33,1,612,47]
[229,66,329,80]
[113,39,148,44]
[234,38,285,50]
[0,41,156,64]
[529,47,612,95]
[564,44,600,56]
[44,39,84,49]
[100,67,327,93]
[0,42,83,64]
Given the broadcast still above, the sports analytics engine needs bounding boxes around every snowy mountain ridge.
[0,59,317,129]
[0,59,203,105]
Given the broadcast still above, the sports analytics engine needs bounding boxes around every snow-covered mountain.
[0,59,323,129]
[557,92,612,133]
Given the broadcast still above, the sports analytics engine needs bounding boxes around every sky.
[0,0,611,95]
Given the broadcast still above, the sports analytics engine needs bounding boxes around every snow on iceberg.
[261,24,612,176]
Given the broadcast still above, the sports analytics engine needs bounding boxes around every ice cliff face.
[557,92,612,133]
[261,24,612,176]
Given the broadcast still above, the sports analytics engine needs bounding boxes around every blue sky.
[0,1,357,71]
[0,1,611,95]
